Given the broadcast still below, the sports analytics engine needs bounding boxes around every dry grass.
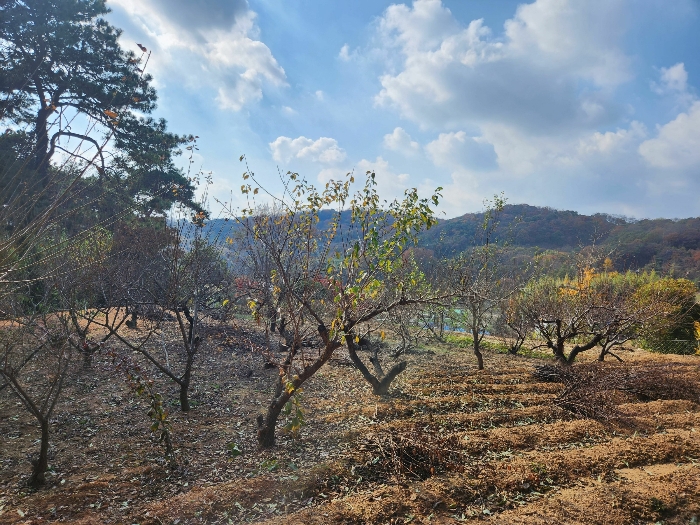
[1,326,699,524]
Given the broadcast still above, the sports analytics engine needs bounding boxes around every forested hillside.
[203,204,700,281]
[417,204,700,281]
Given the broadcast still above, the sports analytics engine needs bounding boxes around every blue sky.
[107,0,700,219]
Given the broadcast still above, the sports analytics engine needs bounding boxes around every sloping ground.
[1,333,699,524]
[250,354,700,525]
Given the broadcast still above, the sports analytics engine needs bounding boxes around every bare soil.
[1,324,699,524]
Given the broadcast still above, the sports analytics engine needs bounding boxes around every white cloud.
[639,101,700,169]
[652,63,688,95]
[338,44,351,61]
[110,0,286,111]
[650,62,695,108]
[364,1,700,218]
[426,131,496,171]
[270,136,347,164]
[374,0,630,132]
[315,90,325,101]
[383,127,420,155]
[357,157,411,196]
[378,0,460,56]
[419,118,669,218]
[503,0,630,87]
[577,121,647,157]
[281,106,297,116]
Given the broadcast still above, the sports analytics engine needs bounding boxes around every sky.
[105,0,700,220]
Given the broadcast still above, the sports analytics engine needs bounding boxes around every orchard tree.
[83,212,231,412]
[514,270,605,365]
[513,265,698,364]
[447,195,523,369]
[495,295,534,356]
[0,283,75,486]
[226,166,443,447]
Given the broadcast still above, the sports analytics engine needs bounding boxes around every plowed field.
[1,333,699,524]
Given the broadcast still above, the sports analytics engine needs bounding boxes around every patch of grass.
[444,333,508,352]
[443,332,554,360]
[508,346,554,360]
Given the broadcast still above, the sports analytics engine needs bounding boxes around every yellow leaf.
[104,109,118,119]
[380,331,386,340]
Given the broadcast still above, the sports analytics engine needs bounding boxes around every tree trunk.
[82,350,93,369]
[598,344,623,362]
[345,335,407,395]
[29,418,49,487]
[179,378,190,412]
[179,359,192,412]
[473,346,484,370]
[552,339,568,365]
[256,389,291,448]
[472,329,484,370]
[375,362,407,395]
[256,326,340,448]
[566,334,603,365]
[34,107,51,184]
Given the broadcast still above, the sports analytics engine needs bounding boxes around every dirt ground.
[1,323,699,525]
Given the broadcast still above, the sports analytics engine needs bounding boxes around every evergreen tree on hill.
[0,0,200,218]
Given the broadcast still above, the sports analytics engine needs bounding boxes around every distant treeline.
[201,204,700,282]
[417,204,700,282]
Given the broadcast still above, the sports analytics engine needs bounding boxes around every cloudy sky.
[107,0,700,219]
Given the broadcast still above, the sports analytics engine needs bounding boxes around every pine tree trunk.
[34,107,50,184]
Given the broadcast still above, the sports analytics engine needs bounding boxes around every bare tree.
[84,215,232,412]
[0,289,74,486]
[447,195,521,369]
[494,296,534,355]
[512,262,697,365]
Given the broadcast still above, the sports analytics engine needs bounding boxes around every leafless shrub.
[355,428,464,481]
[545,362,700,422]
[617,363,700,402]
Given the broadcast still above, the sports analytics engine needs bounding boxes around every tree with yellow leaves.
[225,165,444,447]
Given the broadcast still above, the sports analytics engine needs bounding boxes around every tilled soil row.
[491,462,700,524]
[254,425,700,524]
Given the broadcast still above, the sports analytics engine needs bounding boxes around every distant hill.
[417,204,624,254]
[417,204,700,281]
[193,204,700,282]
[185,209,357,245]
